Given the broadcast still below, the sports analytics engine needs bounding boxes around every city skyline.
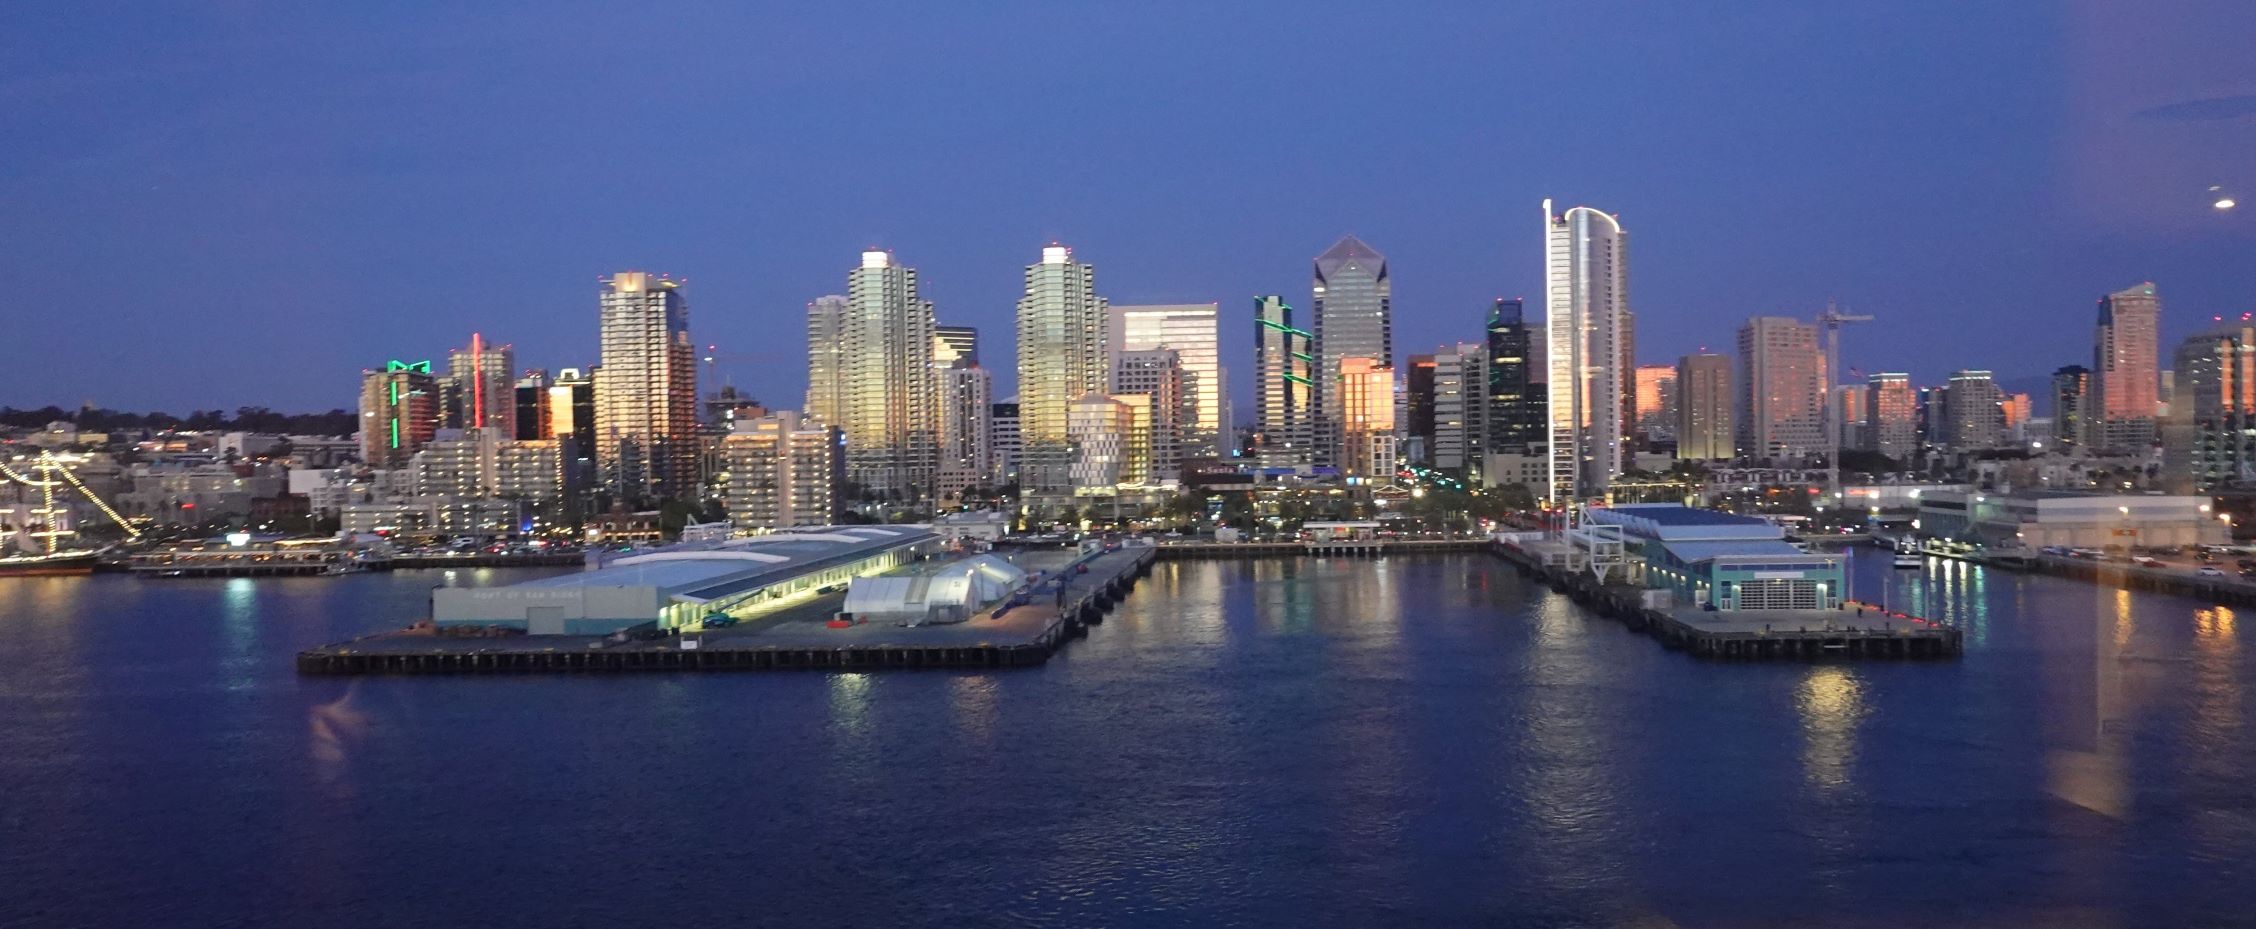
[4,4,2248,414]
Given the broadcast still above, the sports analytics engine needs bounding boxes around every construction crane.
[1818,300,1874,502]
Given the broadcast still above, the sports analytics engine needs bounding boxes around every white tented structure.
[842,555,1030,626]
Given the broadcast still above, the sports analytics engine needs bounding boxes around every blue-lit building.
[431,526,940,634]
[1583,504,1845,611]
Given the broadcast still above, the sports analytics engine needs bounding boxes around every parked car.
[2197,566,2227,578]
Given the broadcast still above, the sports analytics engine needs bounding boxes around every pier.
[1491,541,1962,660]
[297,546,1156,675]
[1157,538,1491,559]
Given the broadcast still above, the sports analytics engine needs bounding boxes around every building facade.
[1736,316,1827,459]
[1675,353,1734,461]
[2170,324,2256,492]
[1251,295,1314,467]
[938,364,993,498]
[1634,363,1678,444]
[1016,244,1109,497]
[2051,364,2090,450]
[1542,200,1631,501]
[1311,237,1391,465]
[840,251,940,501]
[2093,283,2160,452]
[1112,349,1188,482]
[803,294,849,426]
[1110,304,1222,458]
[1067,393,1150,493]
[1865,372,1918,461]
[1432,343,1488,474]
[1336,356,1396,480]
[444,333,516,437]
[722,410,840,530]
[359,360,440,468]
[594,272,698,501]
[1944,370,2007,452]
[1487,298,1544,456]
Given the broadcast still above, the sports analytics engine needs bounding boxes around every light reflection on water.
[0,555,2250,926]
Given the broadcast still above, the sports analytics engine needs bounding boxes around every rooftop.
[518,526,936,598]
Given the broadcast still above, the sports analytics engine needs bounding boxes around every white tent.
[841,555,1029,626]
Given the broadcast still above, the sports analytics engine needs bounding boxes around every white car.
[2196,566,2227,578]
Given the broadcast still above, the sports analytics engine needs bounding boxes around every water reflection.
[948,674,1000,745]
[1796,666,1866,794]
[307,680,370,789]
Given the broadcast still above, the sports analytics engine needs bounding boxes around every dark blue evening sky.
[2,1,2249,413]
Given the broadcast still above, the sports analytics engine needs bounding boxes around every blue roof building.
[1583,504,1846,611]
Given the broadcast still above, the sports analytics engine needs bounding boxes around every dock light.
[2120,506,2131,515]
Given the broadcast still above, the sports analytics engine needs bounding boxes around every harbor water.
[0,551,2249,927]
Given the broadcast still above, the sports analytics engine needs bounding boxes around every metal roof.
[510,525,936,599]
[1657,539,1827,563]
[1604,505,1766,527]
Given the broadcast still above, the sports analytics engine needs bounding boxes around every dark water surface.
[1,553,2250,928]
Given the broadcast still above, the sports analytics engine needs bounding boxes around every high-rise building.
[989,401,1021,485]
[1487,299,1544,455]
[2051,364,2091,450]
[1675,353,1734,461]
[1634,363,1679,444]
[359,360,440,468]
[593,271,697,500]
[722,410,840,530]
[1112,349,1188,482]
[1311,237,1391,464]
[2169,324,2256,492]
[1432,343,1488,473]
[803,295,849,426]
[1542,201,1631,501]
[445,333,516,437]
[1864,373,1918,461]
[1736,316,1828,459]
[1252,296,1314,467]
[1945,370,2007,451]
[1834,385,1867,450]
[1016,244,1109,497]
[1404,354,1438,466]
[1110,304,1222,458]
[513,370,550,441]
[413,428,562,505]
[545,367,597,514]
[938,365,994,497]
[2093,283,2160,452]
[840,250,940,501]
[2001,393,2032,441]
[1336,356,1397,480]
[1068,393,1150,492]
[933,325,979,368]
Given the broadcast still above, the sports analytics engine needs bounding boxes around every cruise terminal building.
[432,526,941,635]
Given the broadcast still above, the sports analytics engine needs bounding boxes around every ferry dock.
[1492,539,1962,660]
[1157,538,1491,558]
[297,546,1155,675]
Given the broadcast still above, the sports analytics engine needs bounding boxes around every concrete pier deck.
[1492,541,1962,660]
[296,546,1157,675]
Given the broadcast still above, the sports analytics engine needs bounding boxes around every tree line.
[0,406,358,436]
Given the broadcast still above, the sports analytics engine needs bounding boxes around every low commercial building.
[934,510,1010,542]
[1583,503,1846,611]
[432,525,940,634]
[1917,490,2227,549]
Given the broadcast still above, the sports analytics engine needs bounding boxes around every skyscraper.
[1432,343,1488,474]
[1542,201,1630,501]
[1834,385,1866,450]
[989,401,1021,485]
[1068,393,1150,492]
[594,271,697,500]
[1944,370,2007,451]
[1864,373,1918,461]
[933,325,979,368]
[1311,237,1391,465]
[938,364,994,497]
[1675,353,1734,461]
[1016,244,1108,497]
[2169,324,2256,492]
[722,410,840,530]
[1112,349,1188,482]
[1404,354,1438,465]
[840,250,939,501]
[2051,364,2091,450]
[1336,356,1397,480]
[1486,298,1544,455]
[445,333,516,437]
[1110,304,1222,458]
[1633,363,1679,444]
[359,360,440,468]
[803,294,849,426]
[1251,296,1314,467]
[2093,283,2160,452]
[1736,316,1828,459]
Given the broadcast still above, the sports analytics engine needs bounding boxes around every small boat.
[1892,542,1922,569]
